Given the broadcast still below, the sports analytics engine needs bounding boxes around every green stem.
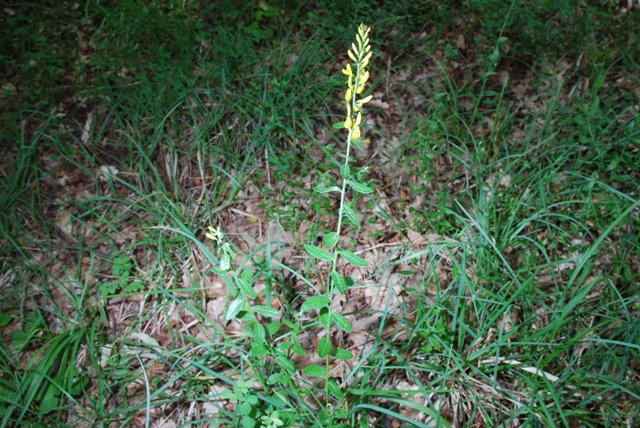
[323,25,371,410]
[324,61,362,404]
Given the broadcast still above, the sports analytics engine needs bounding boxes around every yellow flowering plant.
[203,24,374,424]
[301,23,374,377]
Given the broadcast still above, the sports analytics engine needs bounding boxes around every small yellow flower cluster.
[206,226,223,242]
[341,24,373,142]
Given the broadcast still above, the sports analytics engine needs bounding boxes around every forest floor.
[1,1,639,427]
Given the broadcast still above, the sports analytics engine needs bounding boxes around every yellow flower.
[206,226,223,242]
[345,87,352,102]
[341,24,372,146]
[352,125,361,140]
[356,94,373,107]
[359,71,370,85]
[362,52,372,69]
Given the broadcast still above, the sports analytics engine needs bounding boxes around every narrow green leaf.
[318,337,331,358]
[276,356,295,373]
[225,298,243,320]
[253,323,266,345]
[340,164,351,179]
[333,312,352,333]
[339,250,368,267]
[326,378,343,399]
[304,244,333,261]
[352,138,363,150]
[331,272,347,294]
[292,344,307,356]
[303,365,327,377]
[254,305,281,318]
[250,345,269,356]
[211,266,229,275]
[220,253,231,271]
[347,179,373,194]
[240,268,252,283]
[343,203,361,228]
[266,321,280,335]
[330,348,354,360]
[319,310,331,329]
[333,121,345,129]
[323,232,339,248]
[237,278,256,299]
[346,276,356,288]
[315,186,341,194]
[278,341,291,351]
[221,242,236,259]
[301,295,331,312]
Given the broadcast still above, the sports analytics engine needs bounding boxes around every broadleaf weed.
[203,24,374,424]
[99,256,144,298]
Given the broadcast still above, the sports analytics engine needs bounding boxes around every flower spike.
[343,24,372,145]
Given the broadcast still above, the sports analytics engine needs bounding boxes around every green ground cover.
[1,1,639,426]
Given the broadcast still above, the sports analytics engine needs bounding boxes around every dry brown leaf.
[369,99,390,109]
